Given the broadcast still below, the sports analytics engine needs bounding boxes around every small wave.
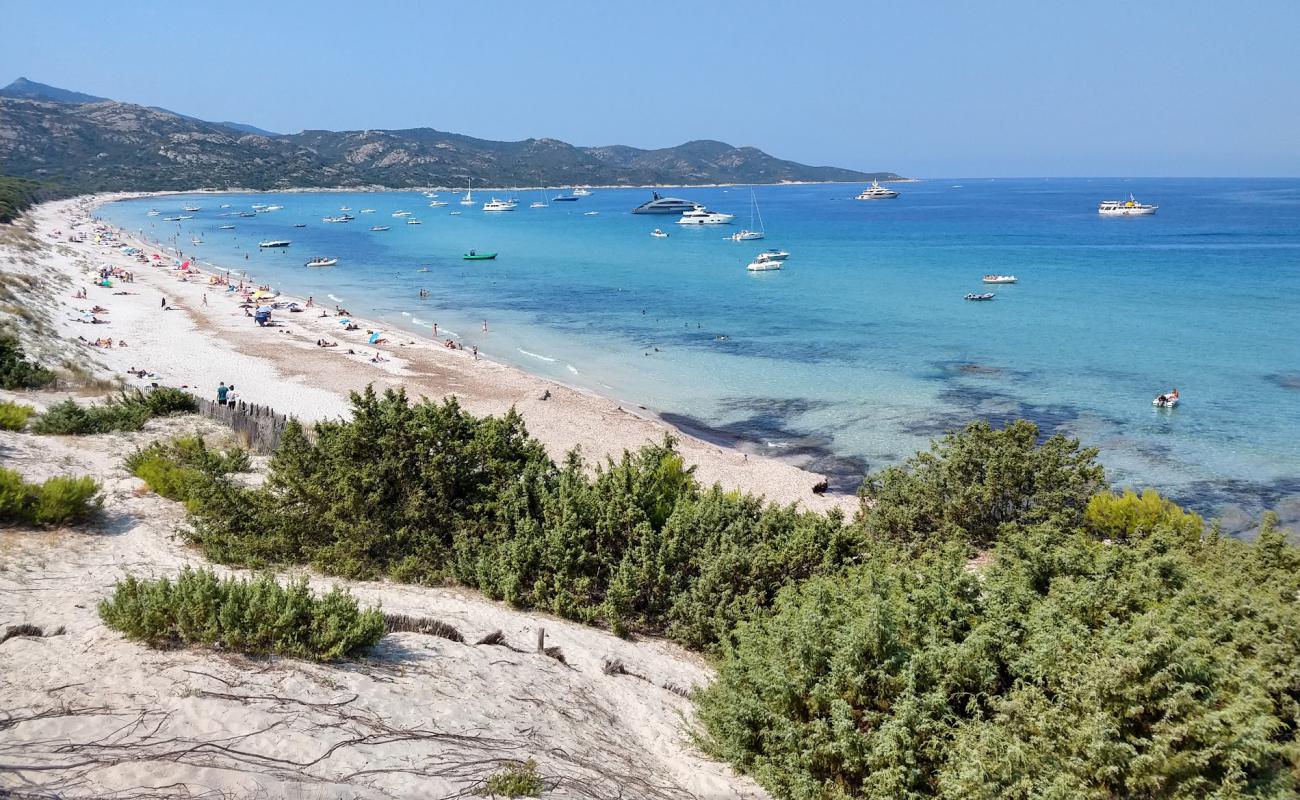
[327,293,345,303]
[518,348,557,362]
[411,317,426,326]
[567,364,578,375]
[400,311,411,316]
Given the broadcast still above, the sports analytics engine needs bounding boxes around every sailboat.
[460,179,477,206]
[731,189,766,241]
[530,186,550,208]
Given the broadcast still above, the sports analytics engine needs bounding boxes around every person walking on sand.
[472,345,478,361]
[202,294,208,306]
[216,382,228,405]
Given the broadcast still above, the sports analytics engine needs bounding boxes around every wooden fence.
[195,397,291,454]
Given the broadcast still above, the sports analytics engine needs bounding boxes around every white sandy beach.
[0,194,862,798]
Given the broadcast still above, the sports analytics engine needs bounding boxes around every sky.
[2,0,1297,177]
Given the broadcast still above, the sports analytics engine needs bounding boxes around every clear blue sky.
[3,0,1297,177]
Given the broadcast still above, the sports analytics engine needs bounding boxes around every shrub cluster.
[32,387,197,435]
[0,399,34,431]
[0,334,54,389]
[125,434,250,503]
[483,759,544,797]
[182,387,859,649]
[0,467,101,527]
[697,515,1300,799]
[98,567,385,661]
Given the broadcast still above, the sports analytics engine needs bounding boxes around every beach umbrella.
[256,305,273,314]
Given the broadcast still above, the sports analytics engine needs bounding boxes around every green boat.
[463,250,497,260]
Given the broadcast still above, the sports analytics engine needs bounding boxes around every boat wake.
[518,348,557,362]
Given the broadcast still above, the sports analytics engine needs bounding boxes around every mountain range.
[0,78,898,192]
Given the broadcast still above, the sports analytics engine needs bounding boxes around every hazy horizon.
[3,0,1298,178]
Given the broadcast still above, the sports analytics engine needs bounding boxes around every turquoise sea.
[101,180,1300,531]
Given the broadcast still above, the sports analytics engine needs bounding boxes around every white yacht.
[359,208,376,214]
[982,275,1018,284]
[146,209,160,216]
[428,200,449,207]
[746,258,781,272]
[258,240,291,248]
[483,197,517,212]
[676,205,735,225]
[855,180,899,200]
[632,192,699,214]
[572,187,592,197]
[182,205,201,212]
[754,249,789,263]
[392,210,412,217]
[1098,194,1158,216]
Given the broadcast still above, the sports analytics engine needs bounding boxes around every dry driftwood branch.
[383,612,464,642]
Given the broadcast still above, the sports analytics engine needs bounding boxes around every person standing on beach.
[472,345,478,361]
[217,382,228,405]
[482,320,488,333]
[202,294,208,306]
[160,297,167,308]
[433,322,438,336]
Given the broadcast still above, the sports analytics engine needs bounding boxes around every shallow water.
[101,179,1300,529]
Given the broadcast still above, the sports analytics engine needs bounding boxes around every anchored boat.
[463,250,497,260]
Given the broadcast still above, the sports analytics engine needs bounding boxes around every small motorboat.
[370,225,390,231]
[530,201,548,208]
[218,224,235,230]
[755,249,790,263]
[429,200,449,207]
[177,215,194,220]
[258,240,291,248]
[1153,388,1180,408]
[219,204,231,208]
[982,275,1017,284]
[449,211,463,216]
[162,216,183,222]
[190,238,203,245]
[293,223,308,228]
[340,206,351,211]
[650,228,669,238]
[416,267,431,273]
[182,205,201,212]
[360,208,376,213]
[393,210,412,217]
[463,250,497,260]
[747,258,781,272]
[406,218,422,225]
[305,257,338,268]
[965,293,996,301]
[584,211,600,216]
[237,212,256,218]
[146,209,160,216]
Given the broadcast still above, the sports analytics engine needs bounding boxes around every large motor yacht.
[482,197,518,212]
[632,192,700,214]
[675,205,735,225]
[855,180,899,200]
[1098,194,1158,216]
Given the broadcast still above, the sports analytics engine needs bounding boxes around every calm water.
[101,180,1300,529]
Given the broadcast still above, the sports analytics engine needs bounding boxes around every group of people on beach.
[215,382,241,407]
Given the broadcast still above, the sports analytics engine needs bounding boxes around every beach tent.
[368,331,384,344]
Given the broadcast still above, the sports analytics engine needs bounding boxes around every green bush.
[32,388,196,435]
[0,335,55,389]
[125,435,249,502]
[98,568,385,661]
[0,400,34,431]
[858,419,1107,549]
[697,518,1300,799]
[0,467,101,527]
[483,759,544,797]
[1085,487,1204,542]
